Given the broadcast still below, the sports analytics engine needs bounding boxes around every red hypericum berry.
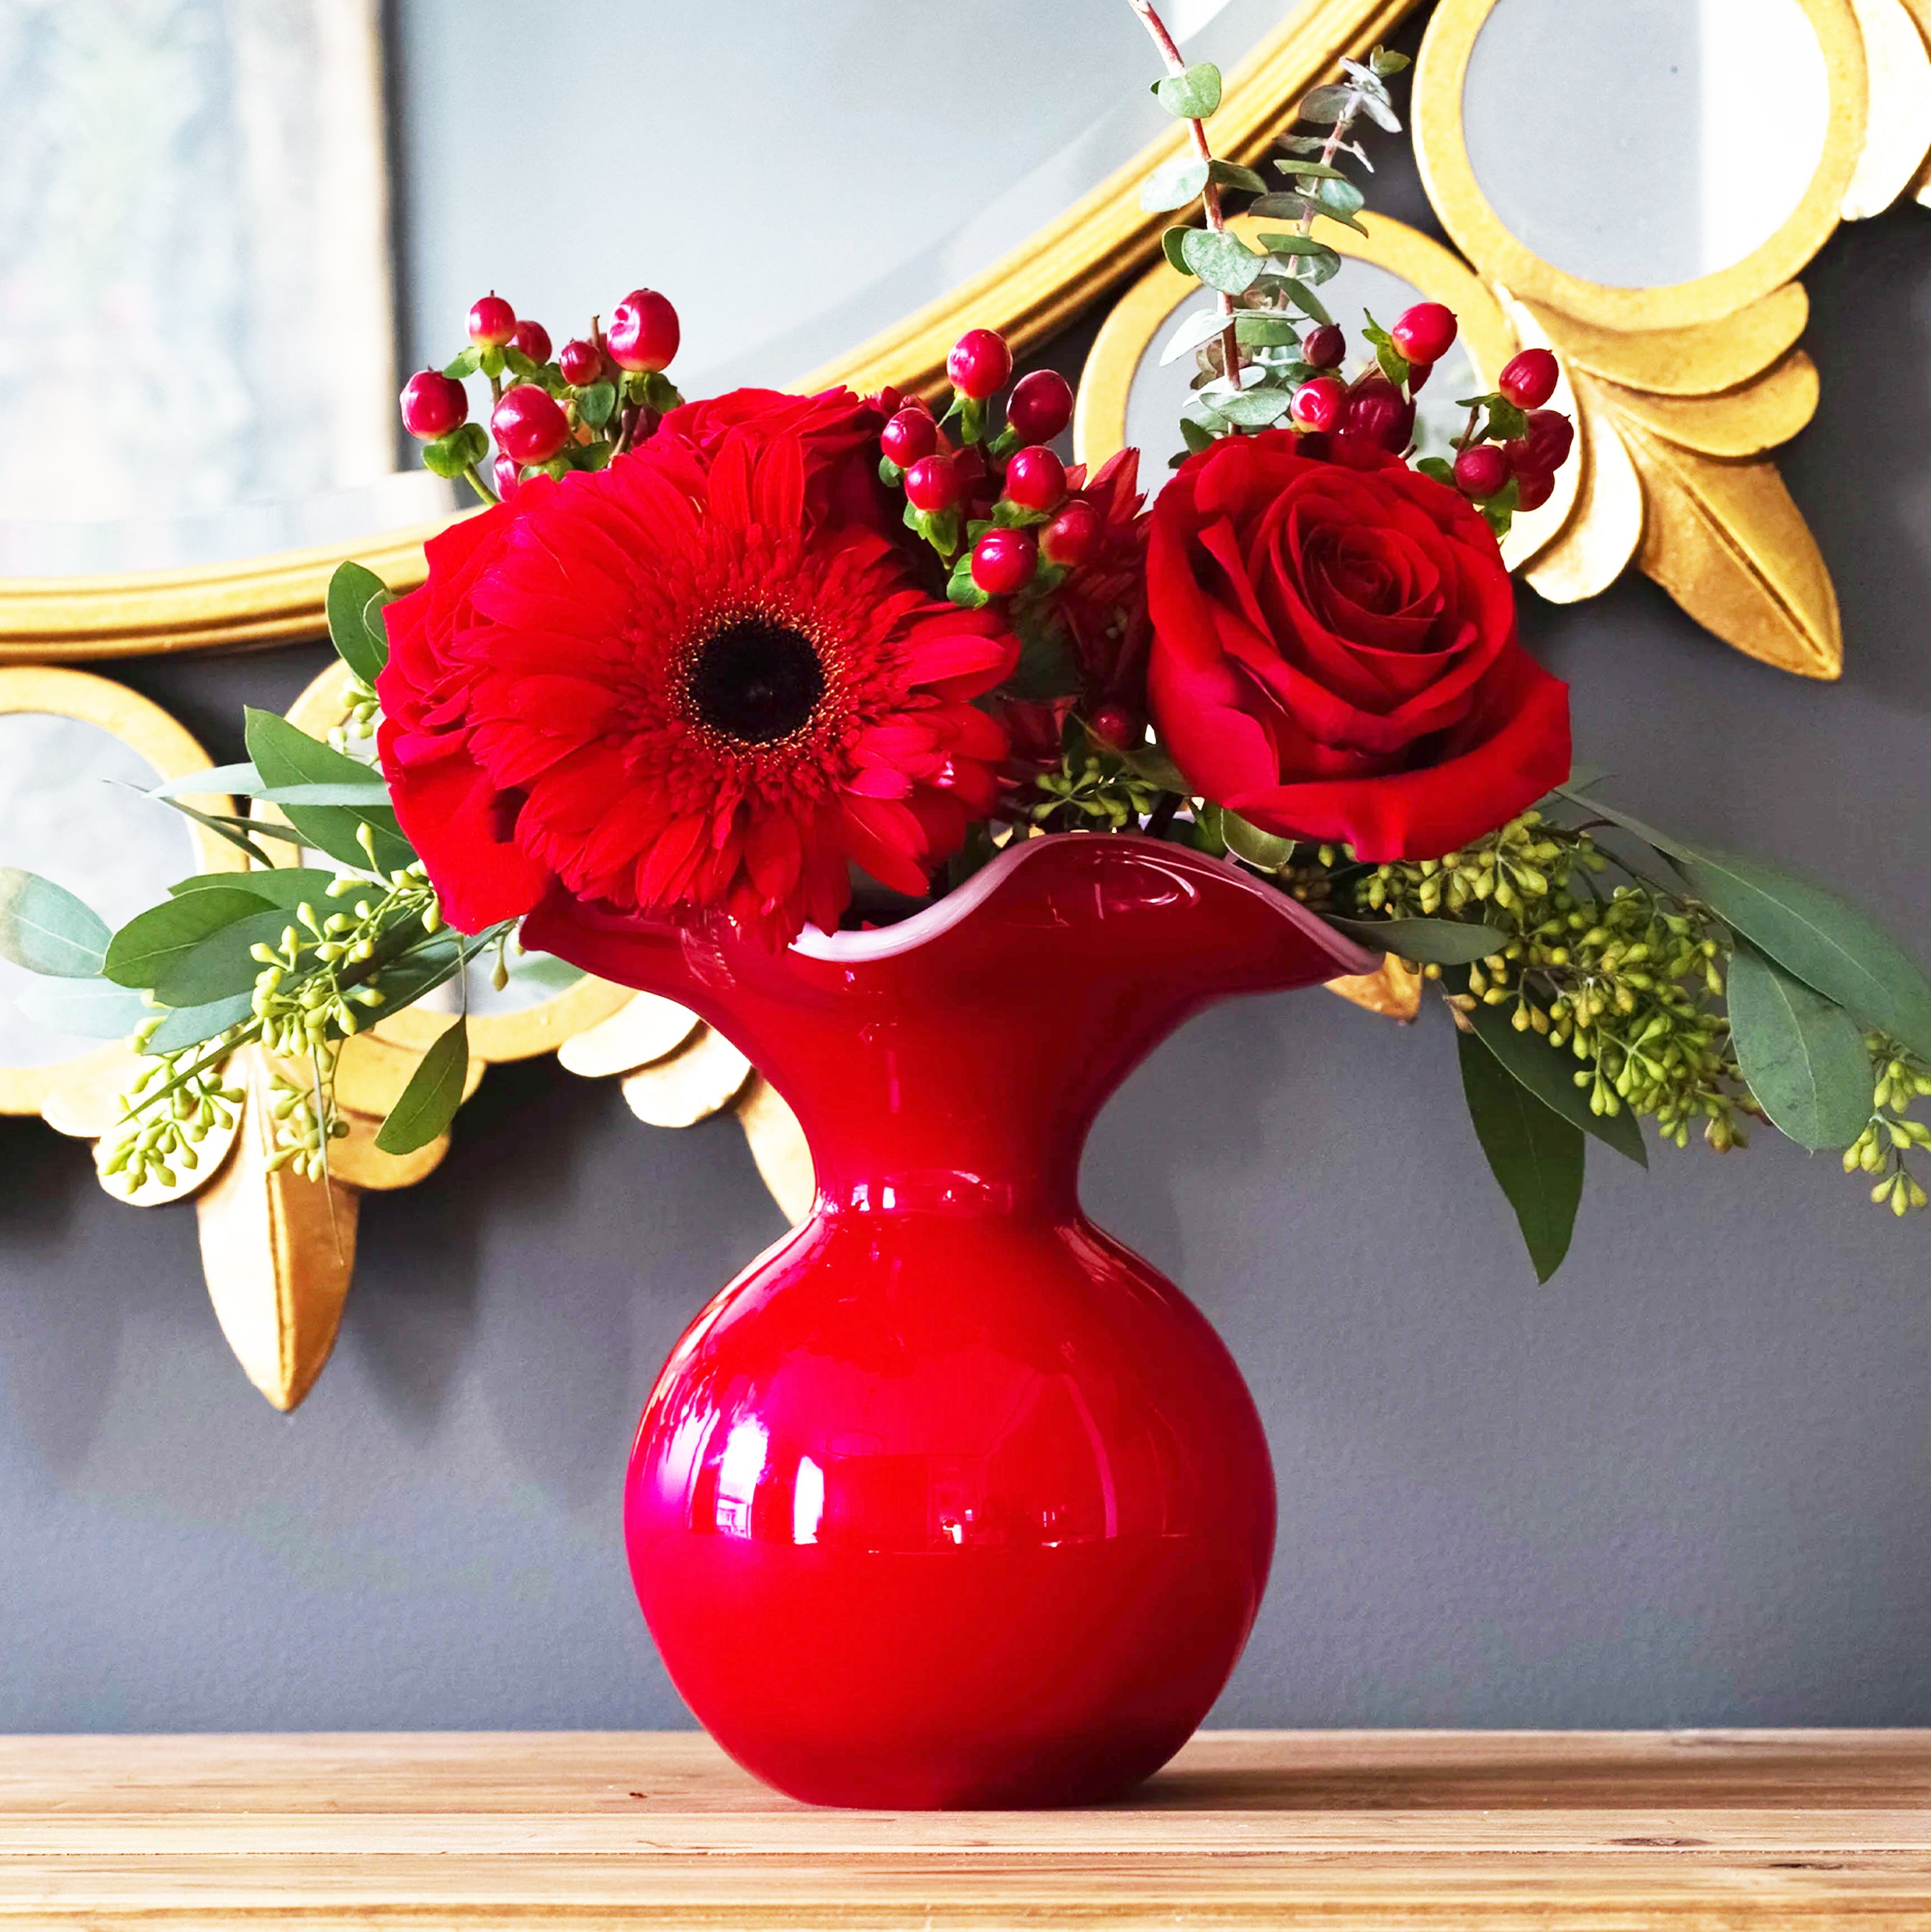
[1040,499,1104,567]
[559,338,604,386]
[1505,408,1575,475]
[970,527,1036,596]
[491,383,569,464]
[1390,302,1458,367]
[1345,374,1415,452]
[1453,444,1510,500]
[1513,467,1555,512]
[1407,360,1433,393]
[1498,346,1559,410]
[508,319,552,364]
[880,408,937,468]
[399,369,467,440]
[1004,444,1067,513]
[1088,701,1143,750]
[606,288,680,372]
[903,454,962,513]
[1290,375,1347,432]
[494,455,521,501]
[1005,368,1074,443]
[467,293,516,348]
[1302,323,1345,369]
[948,328,1012,401]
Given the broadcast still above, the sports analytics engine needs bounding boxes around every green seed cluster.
[97,1054,247,1197]
[1354,812,1755,1152]
[1029,747,1163,831]
[109,853,449,1190]
[326,675,381,754]
[1845,1038,1931,1216]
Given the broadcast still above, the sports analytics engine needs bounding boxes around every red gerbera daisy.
[377,390,1019,947]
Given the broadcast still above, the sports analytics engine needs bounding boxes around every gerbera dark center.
[688,618,826,743]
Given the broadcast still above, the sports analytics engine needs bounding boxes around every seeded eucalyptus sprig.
[0,563,503,1191]
[1130,1,1408,454]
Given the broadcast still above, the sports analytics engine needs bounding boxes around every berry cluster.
[1413,346,1573,529]
[876,326,1098,603]
[398,287,684,503]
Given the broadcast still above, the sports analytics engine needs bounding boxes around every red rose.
[654,385,891,535]
[1146,431,1569,858]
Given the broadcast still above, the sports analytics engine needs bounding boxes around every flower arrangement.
[4,11,1928,1287]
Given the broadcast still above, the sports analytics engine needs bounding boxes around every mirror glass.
[1461,0,1830,288]
[392,0,1305,396]
[0,0,459,575]
[1122,259,1482,482]
[0,715,196,1066]
[0,1,1303,578]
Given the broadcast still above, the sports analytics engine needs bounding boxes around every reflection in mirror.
[1461,0,1831,289]
[0,716,194,1066]
[0,0,455,576]
[393,0,1307,392]
[1122,260,1480,480]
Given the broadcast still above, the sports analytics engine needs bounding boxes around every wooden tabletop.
[2,1729,1928,1927]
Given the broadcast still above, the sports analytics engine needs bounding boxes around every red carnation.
[1145,430,1569,858]
[377,393,1019,946]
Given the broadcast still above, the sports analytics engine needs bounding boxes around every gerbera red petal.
[376,387,1019,948]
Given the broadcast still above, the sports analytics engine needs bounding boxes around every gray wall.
[2,12,1928,1732]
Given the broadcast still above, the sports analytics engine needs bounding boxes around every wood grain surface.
[2,1729,1927,1928]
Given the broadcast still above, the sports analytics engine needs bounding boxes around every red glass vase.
[526,835,1371,1807]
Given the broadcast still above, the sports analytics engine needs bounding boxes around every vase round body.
[528,835,1370,1807]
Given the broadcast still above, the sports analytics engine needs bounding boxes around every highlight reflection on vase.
[528,834,1371,1807]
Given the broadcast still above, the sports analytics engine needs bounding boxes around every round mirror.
[0,670,237,1106]
[1121,259,1484,480]
[1461,0,1831,289]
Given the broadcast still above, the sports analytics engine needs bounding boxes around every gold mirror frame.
[1413,0,1868,335]
[0,0,1411,665]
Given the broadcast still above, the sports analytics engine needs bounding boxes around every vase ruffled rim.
[791,831,1379,976]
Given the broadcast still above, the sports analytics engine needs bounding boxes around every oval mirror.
[1461,0,1831,289]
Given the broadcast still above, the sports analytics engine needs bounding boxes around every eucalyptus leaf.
[1272,159,1353,183]
[376,1016,470,1154]
[1180,228,1264,296]
[1178,415,1219,454]
[1255,232,1343,282]
[1159,305,1235,365]
[1458,1029,1585,1282]
[1205,158,1268,194]
[1140,155,1209,212]
[1281,281,1333,326]
[1212,388,1297,427]
[1233,315,1302,347]
[152,764,260,799]
[1675,853,1931,1062]
[104,888,276,991]
[1356,91,1402,134]
[169,868,341,909]
[1120,744,1189,794]
[1298,84,1353,124]
[1161,225,1194,275]
[1325,915,1509,966]
[145,992,256,1055]
[1152,61,1221,119]
[364,930,469,1012]
[244,709,415,876]
[14,974,150,1039]
[1727,946,1873,1150]
[0,868,110,977]
[1222,811,1295,870]
[1466,998,1648,1167]
[255,782,394,807]
[328,563,393,684]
